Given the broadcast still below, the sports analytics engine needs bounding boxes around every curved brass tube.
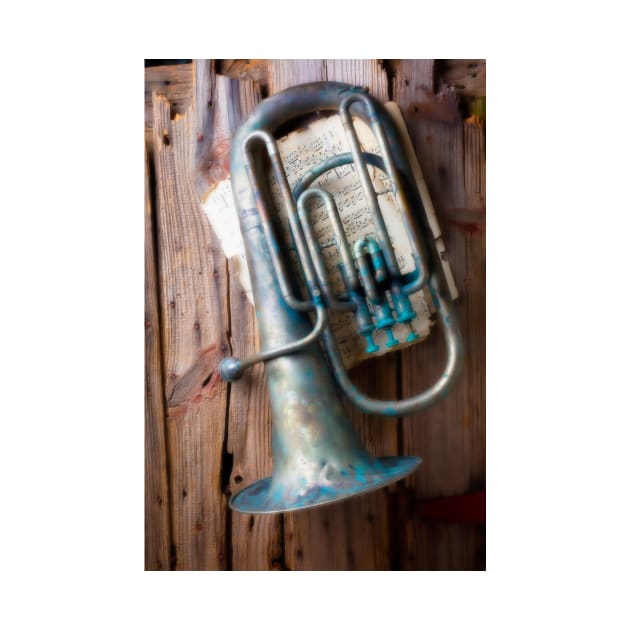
[225,82,463,414]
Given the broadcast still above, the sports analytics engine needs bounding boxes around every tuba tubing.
[219,82,464,513]
[222,82,463,415]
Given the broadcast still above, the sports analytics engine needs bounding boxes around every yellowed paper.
[269,115,433,369]
[201,178,253,303]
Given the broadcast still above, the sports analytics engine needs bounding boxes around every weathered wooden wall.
[145,59,485,570]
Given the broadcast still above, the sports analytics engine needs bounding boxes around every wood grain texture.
[269,59,389,102]
[216,59,269,85]
[145,59,485,570]
[393,59,485,570]
[325,59,389,102]
[269,59,326,94]
[145,64,193,151]
[343,354,398,571]
[152,91,229,570]
[145,152,171,571]
[226,263,282,569]
[440,59,486,99]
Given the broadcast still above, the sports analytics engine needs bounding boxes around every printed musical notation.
[270,115,434,369]
[202,113,435,370]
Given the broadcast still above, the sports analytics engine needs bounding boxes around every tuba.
[219,82,463,514]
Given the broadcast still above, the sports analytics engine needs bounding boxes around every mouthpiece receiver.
[219,357,243,382]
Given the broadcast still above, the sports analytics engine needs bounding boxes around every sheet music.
[270,115,434,369]
[202,178,254,304]
[203,112,437,370]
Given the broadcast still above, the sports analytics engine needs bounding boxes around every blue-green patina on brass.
[219,82,464,514]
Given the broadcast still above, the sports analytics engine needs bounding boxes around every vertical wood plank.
[342,356,398,570]
[269,59,326,94]
[145,152,171,570]
[153,91,230,570]
[269,59,398,570]
[145,64,193,152]
[393,60,485,570]
[209,75,284,570]
[325,59,389,102]
[227,261,282,569]
[284,502,350,571]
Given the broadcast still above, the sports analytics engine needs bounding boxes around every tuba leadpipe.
[218,82,463,513]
